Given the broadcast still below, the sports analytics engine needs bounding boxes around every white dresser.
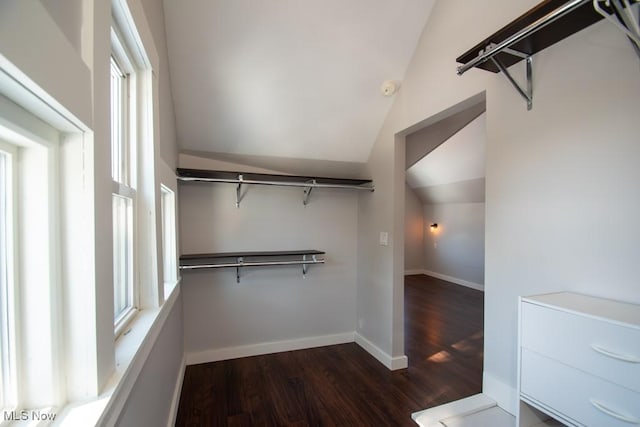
[517,292,640,427]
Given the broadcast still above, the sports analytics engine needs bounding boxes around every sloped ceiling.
[163,0,436,163]
[406,112,486,204]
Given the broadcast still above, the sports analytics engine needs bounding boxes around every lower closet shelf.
[179,250,325,282]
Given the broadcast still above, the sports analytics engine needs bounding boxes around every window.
[0,96,61,414]
[110,49,138,332]
[0,144,16,412]
[160,185,177,295]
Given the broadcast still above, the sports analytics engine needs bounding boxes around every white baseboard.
[413,269,484,292]
[167,356,186,427]
[404,269,425,275]
[186,332,355,365]
[483,372,517,416]
[354,332,408,370]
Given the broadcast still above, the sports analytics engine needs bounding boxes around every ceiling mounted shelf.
[177,168,374,207]
[456,0,640,110]
[179,250,325,282]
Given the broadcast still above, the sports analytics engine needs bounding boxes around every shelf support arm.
[303,179,316,205]
[489,46,533,110]
[236,174,243,208]
[236,256,243,283]
[302,254,307,277]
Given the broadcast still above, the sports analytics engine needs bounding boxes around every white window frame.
[111,7,159,336]
[160,184,177,299]
[0,94,64,414]
[111,26,139,335]
[0,141,17,414]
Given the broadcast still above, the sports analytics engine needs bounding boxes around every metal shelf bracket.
[236,256,243,282]
[302,254,318,277]
[488,45,533,110]
[303,179,316,205]
[236,174,243,208]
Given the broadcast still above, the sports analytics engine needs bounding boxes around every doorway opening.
[401,94,486,409]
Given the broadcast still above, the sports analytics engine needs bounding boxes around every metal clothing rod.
[179,259,325,270]
[457,0,591,75]
[178,176,375,191]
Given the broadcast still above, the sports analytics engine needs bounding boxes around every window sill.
[52,279,181,426]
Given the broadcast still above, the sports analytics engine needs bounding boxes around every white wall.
[139,0,179,170]
[115,294,184,427]
[179,157,358,363]
[358,0,640,412]
[424,202,485,286]
[404,184,425,272]
[0,0,183,423]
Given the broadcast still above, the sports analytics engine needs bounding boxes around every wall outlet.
[379,231,389,246]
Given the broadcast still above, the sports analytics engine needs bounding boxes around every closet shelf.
[177,168,374,207]
[179,250,325,282]
[456,0,640,110]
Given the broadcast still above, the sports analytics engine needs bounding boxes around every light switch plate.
[379,231,389,246]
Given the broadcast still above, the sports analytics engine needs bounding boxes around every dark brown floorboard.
[175,275,483,426]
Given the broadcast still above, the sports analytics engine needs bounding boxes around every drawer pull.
[590,399,639,424]
[591,344,640,363]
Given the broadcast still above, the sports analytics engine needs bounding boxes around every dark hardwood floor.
[175,275,483,426]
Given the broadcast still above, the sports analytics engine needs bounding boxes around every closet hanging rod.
[457,0,590,75]
[178,176,375,191]
[179,259,325,270]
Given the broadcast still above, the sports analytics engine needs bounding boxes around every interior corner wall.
[358,0,640,413]
[404,184,425,272]
[179,158,358,361]
[423,202,485,287]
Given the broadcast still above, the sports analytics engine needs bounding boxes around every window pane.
[0,152,6,408]
[112,194,133,321]
[160,186,176,285]
[0,151,15,410]
[110,57,128,185]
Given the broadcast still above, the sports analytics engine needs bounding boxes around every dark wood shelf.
[180,250,326,281]
[177,168,373,187]
[456,0,606,73]
[180,250,325,264]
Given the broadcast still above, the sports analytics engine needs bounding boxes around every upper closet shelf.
[177,168,374,207]
[456,0,640,110]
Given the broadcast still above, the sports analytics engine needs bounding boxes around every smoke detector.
[380,80,400,97]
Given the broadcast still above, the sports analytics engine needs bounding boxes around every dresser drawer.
[521,349,640,427]
[521,301,640,393]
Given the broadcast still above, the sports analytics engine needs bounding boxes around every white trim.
[483,371,517,416]
[186,332,355,366]
[53,284,181,426]
[354,332,408,370]
[412,393,496,426]
[410,269,485,291]
[99,284,181,425]
[404,269,425,275]
[167,356,186,427]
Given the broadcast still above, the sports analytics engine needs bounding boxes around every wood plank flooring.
[175,275,483,426]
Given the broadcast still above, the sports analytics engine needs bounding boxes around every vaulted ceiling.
[406,112,486,204]
[163,0,436,163]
